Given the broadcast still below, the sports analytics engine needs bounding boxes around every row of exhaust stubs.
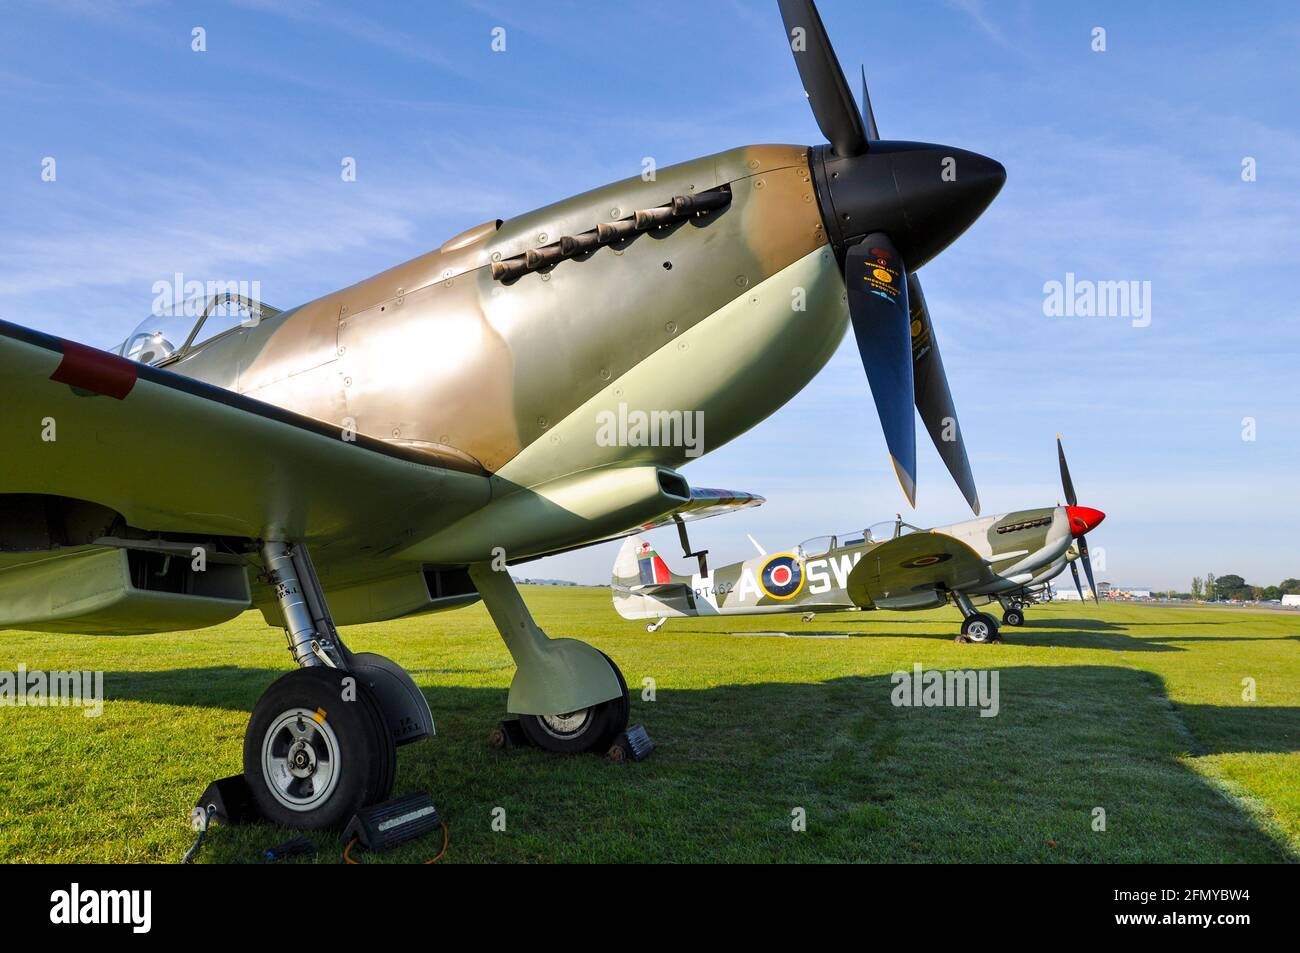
[490,187,732,283]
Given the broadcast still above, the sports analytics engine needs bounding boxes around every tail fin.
[611,536,694,621]
[613,536,674,589]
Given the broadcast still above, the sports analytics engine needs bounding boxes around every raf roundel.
[759,553,805,600]
[902,553,952,569]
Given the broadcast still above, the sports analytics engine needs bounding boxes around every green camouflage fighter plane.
[613,439,1105,644]
[0,1,1004,829]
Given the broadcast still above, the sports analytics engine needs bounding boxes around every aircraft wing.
[516,486,765,561]
[632,486,764,531]
[846,530,998,608]
[0,319,491,550]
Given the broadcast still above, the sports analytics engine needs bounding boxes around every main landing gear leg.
[242,541,433,829]
[468,564,629,754]
[952,590,1001,645]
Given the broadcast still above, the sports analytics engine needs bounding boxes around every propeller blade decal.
[1057,434,1078,507]
[847,234,917,506]
[909,274,978,514]
[777,0,868,157]
[860,64,880,141]
[1079,535,1100,604]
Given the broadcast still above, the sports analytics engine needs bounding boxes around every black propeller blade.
[859,65,880,141]
[846,235,916,505]
[777,0,868,157]
[1078,535,1100,605]
[1057,433,1077,507]
[909,274,979,514]
[1069,559,1086,602]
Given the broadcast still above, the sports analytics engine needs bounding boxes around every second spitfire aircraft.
[0,1,1004,828]
[612,439,1105,643]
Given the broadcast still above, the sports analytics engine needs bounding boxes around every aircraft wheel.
[243,667,395,829]
[1002,608,1025,627]
[518,652,629,754]
[960,613,999,644]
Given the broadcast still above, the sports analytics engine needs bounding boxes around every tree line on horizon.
[1187,573,1300,602]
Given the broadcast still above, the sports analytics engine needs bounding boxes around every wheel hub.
[539,708,592,738]
[262,708,341,812]
[287,737,317,778]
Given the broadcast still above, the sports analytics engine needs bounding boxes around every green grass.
[1,589,1296,863]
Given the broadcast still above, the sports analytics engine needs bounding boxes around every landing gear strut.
[952,590,1001,644]
[469,564,629,755]
[243,541,432,829]
[997,596,1025,628]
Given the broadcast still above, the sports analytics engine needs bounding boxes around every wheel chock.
[343,792,441,853]
[191,773,260,829]
[489,718,533,750]
[606,724,655,763]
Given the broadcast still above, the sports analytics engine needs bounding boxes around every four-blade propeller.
[777,0,988,514]
[1058,435,1104,604]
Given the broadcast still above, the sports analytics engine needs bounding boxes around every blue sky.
[2,1,1297,590]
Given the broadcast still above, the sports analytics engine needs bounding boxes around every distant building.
[1098,581,1112,598]
[1054,588,1095,601]
[1107,587,1153,600]
[1283,594,1300,608]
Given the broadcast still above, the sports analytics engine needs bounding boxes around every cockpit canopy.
[796,519,922,558]
[117,292,281,366]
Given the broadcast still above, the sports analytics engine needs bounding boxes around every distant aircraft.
[0,0,1005,829]
[613,438,1104,643]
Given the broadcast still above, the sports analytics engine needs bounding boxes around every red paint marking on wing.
[49,341,137,400]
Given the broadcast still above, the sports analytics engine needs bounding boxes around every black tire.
[518,652,630,754]
[243,667,396,829]
[960,612,999,644]
[1002,608,1025,627]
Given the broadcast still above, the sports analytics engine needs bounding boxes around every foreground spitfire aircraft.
[0,1,1004,827]
[613,439,1105,643]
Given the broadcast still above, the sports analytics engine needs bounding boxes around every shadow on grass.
[1174,703,1300,755]
[996,629,1185,652]
[96,664,1297,863]
[1023,618,1126,632]
[680,621,1186,652]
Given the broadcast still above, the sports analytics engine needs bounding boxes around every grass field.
[1,588,1296,863]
